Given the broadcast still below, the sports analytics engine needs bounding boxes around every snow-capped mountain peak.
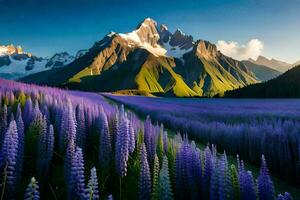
[0,45,86,79]
[45,52,74,68]
[118,18,194,59]
[0,44,24,56]
[75,50,88,59]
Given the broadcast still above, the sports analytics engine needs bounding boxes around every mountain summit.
[248,56,291,72]
[0,44,84,80]
[21,18,258,97]
[0,44,24,56]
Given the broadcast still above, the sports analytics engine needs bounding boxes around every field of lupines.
[0,79,295,200]
[105,95,300,185]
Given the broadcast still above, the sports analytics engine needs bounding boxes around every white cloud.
[216,39,264,60]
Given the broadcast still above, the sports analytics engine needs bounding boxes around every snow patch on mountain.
[76,50,88,59]
[163,42,193,59]
[0,56,49,79]
[119,19,193,59]
[0,47,86,79]
[119,31,167,57]
[119,31,192,58]
[45,52,74,68]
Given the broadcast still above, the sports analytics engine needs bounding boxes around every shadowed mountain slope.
[242,60,281,81]
[224,65,300,98]
[21,18,258,97]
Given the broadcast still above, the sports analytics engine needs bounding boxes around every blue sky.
[1,0,299,63]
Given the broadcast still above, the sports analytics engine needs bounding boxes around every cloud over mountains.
[216,39,264,61]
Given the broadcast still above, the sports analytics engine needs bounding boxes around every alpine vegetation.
[0,79,295,199]
[106,94,300,184]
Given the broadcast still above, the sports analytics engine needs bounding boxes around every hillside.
[249,56,291,72]
[21,18,258,97]
[224,65,300,98]
[242,60,281,81]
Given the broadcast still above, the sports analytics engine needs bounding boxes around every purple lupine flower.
[76,104,86,151]
[0,104,8,146]
[241,171,257,200]
[277,192,293,200]
[23,97,33,127]
[65,139,76,194]
[71,147,86,200]
[99,111,112,170]
[55,107,63,132]
[107,194,113,200]
[87,167,100,200]
[24,177,40,200]
[152,154,160,200]
[187,145,202,200]
[119,104,125,120]
[158,155,173,200]
[37,116,48,177]
[37,122,54,178]
[16,104,24,181]
[110,113,119,151]
[209,162,219,200]
[163,131,168,154]
[144,116,152,152]
[218,152,232,200]
[59,102,77,152]
[237,155,247,194]
[257,155,275,200]
[115,115,130,177]
[128,119,136,154]
[0,151,4,168]
[277,194,285,200]
[85,107,93,133]
[47,125,55,164]
[1,120,19,198]
[41,104,50,126]
[203,146,213,199]
[138,143,151,200]
[230,164,240,200]
[175,141,190,199]
[157,125,164,167]
[32,100,41,121]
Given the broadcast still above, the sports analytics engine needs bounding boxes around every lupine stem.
[0,162,8,200]
[120,177,122,200]
[48,183,58,200]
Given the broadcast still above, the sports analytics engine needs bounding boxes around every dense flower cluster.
[106,95,300,183]
[0,79,296,199]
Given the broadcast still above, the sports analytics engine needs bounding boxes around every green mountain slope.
[21,18,258,97]
[224,65,300,98]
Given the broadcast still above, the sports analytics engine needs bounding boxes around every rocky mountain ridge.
[21,18,259,97]
[0,44,84,79]
[248,56,297,72]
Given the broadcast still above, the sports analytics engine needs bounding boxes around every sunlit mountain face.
[20,18,260,97]
[1,1,300,200]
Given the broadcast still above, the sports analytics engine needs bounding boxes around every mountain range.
[3,18,298,97]
[20,18,260,97]
[224,64,300,98]
[0,45,86,79]
[248,56,299,73]
[241,60,281,81]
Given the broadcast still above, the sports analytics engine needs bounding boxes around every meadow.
[0,79,296,200]
[105,95,300,185]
